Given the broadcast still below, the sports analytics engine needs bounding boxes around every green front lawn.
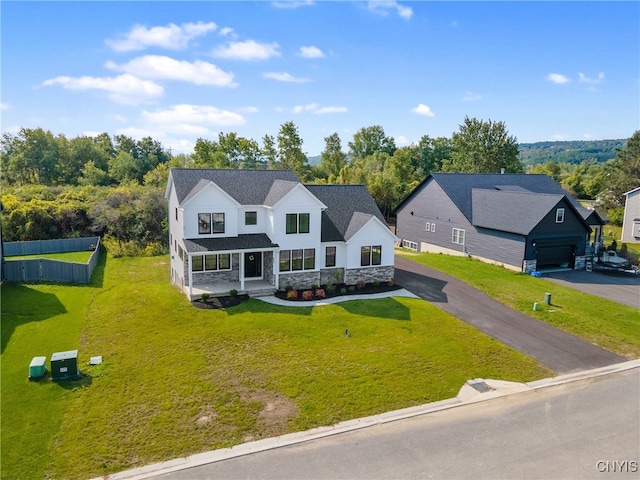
[397,250,640,358]
[1,255,551,480]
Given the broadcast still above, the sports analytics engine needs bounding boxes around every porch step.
[247,287,277,298]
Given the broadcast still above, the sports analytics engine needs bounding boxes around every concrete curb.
[95,359,639,480]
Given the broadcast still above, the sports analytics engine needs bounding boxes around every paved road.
[158,368,640,480]
[394,256,626,374]
[543,269,640,309]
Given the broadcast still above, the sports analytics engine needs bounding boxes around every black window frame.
[325,246,336,267]
[245,211,257,226]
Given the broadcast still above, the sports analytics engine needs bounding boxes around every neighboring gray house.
[166,169,396,299]
[621,186,640,243]
[394,173,601,273]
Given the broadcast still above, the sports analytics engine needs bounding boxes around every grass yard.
[397,250,640,358]
[5,250,95,263]
[1,254,552,480]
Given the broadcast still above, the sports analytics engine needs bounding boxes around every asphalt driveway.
[394,256,626,374]
[543,269,640,309]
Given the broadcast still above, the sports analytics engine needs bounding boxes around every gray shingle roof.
[169,168,300,205]
[471,189,564,235]
[184,234,278,253]
[305,184,389,242]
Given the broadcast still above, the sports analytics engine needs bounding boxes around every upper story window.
[245,211,257,226]
[555,208,565,223]
[198,212,225,234]
[452,228,465,245]
[286,213,310,234]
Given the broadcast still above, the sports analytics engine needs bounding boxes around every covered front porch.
[185,278,276,300]
[183,234,280,300]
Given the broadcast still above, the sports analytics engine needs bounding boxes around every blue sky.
[2,1,638,156]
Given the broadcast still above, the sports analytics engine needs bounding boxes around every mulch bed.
[191,294,250,309]
[274,282,403,302]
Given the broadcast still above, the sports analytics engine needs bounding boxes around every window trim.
[285,213,310,234]
[325,246,336,267]
[360,245,382,267]
[555,208,565,223]
[212,213,225,234]
[452,228,465,245]
[198,213,211,234]
[279,249,316,272]
[245,211,257,226]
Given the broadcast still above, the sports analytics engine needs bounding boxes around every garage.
[535,240,576,269]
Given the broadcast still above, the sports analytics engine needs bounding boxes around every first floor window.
[218,253,231,270]
[291,249,303,271]
[279,249,315,272]
[325,246,336,267]
[192,255,204,271]
[361,245,382,266]
[402,240,417,251]
[452,228,465,245]
[191,253,231,272]
[304,249,315,270]
[279,250,291,271]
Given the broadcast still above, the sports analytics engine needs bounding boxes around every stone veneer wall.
[319,267,344,287]
[263,252,274,285]
[574,255,586,270]
[185,253,240,286]
[344,265,395,285]
[278,271,321,291]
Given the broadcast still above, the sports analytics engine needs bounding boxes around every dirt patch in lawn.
[243,389,299,441]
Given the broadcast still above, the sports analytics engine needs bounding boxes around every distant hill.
[307,155,321,166]
[518,139,627,165]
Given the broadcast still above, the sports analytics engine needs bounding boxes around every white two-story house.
[165,168,396,299]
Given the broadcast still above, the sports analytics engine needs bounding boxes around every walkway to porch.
[186,279,276,300]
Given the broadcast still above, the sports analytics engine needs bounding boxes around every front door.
[244,252,262,278]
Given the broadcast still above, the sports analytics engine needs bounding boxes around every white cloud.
[551,134,567,140]
[462,91,482,101]
[292,103,346,114]
[106,22,217,52]
[578,72,605,84]
[212,40,280,61]
[237,106,259,113]
[411,103,435,117]
[105,56,237,87]
[0,102,9,110]
[272,1,315,8]
[299,45,325,58]
[219,27,235,37]
[547,73,570,84]
[367,1,413,19]
[263,72,310,83]
[42,74,163,105]
[395,135,410,146]
[141,104,246,128]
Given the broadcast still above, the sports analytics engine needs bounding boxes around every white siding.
[345,218,396,269]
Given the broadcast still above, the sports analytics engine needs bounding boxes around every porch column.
[188,255,193,298]
[239,252,245,291]
[273,249,279,290]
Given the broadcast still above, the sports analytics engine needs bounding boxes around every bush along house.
[165,169,397,299]
[394,173,604,274]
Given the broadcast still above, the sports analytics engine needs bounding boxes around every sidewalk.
[96,359,640,480]
[257,288,419,306]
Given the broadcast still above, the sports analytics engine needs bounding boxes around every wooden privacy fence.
[2,237,101,284]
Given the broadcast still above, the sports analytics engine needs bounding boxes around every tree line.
[1,119,638,255]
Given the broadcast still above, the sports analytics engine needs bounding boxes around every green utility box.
[29,356,47,380]
[50,350,80,381]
